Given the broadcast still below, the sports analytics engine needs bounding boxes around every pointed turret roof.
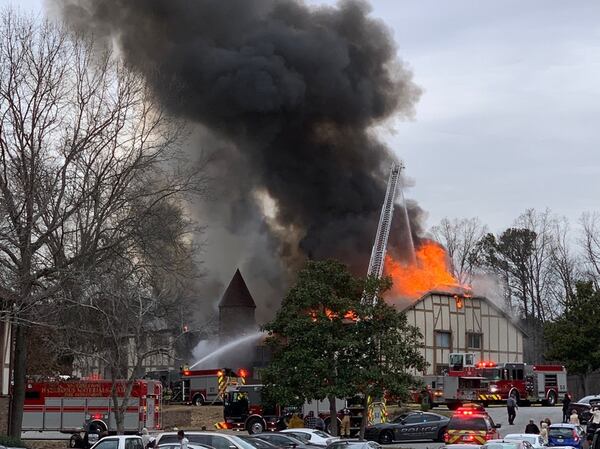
[218,269,256,309]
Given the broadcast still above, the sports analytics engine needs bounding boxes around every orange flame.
[384,241,468,299]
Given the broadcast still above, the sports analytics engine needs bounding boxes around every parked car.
[481,440,533,449]
[568,395,600,424]
[238,436,285,449]
[326,441,382,449]
[364,411,449,444]
[252,433,312,449]
[90,436,144,449]
[442,446,481,449]
[156,432,255,449]
[280,429,338,447]
[548,424,585,449]
[158,445,212,449]
[503,433,546,449]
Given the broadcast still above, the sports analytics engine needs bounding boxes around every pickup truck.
[90,436,144,449]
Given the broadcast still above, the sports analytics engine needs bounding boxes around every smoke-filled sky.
[2,0,600,319]
[5,0,597,232]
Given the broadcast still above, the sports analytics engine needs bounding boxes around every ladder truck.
[364,161,403,303]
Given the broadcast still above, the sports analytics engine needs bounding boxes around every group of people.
[524,419,551,444]
[285,409,352,437]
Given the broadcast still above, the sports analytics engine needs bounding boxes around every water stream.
[190,331,265,369]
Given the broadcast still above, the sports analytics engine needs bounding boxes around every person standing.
[288,413,304,429]
[562,394,571,423]
[304,411,317,429]
[141,428,150,449]
[506,396,518,425]
[178,430,189,449]
[569,410,580,425]
[539,422,549,445]
[525,419,540,434]
[340,409,351,438]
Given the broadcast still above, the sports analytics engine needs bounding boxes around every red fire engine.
[415,353,567,408]
[181,368,247,405]
[22,379,162,448]
[474,361,567,406]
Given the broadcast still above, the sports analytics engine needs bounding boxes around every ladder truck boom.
[367,162,402,279]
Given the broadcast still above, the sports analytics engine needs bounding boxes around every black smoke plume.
[54,0,422,312]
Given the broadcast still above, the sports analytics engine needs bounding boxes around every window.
[467,332,482,349]
[435,331,451,349]
[424,414,441,422]
[435,364,449,375]
[125,438,144,449]
[93,439,119,449]
[403,415,425,424]
[209,436,233,449]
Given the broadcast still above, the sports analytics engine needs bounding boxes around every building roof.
[402,289,529,338]
[219,269,257,309]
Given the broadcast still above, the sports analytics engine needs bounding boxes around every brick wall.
[0,395,9,434]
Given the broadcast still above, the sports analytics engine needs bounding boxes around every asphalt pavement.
[392,405,563,449]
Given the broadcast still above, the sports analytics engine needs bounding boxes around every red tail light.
[444,433,449,442]
[486,432,494,440]
[573,430,579,441]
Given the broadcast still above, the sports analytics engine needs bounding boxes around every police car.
[444,410,501,445]
[364,411,450,444]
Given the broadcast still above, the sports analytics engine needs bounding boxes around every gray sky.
[3,0,599,233]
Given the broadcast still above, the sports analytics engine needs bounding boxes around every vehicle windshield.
[313,431,331,438]
[505,435,536,444]
[482,444,519,449]
[448,417,487,431]
[549,428,576,438]
[230,436,261,449]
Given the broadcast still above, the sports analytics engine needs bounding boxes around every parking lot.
[391,405,563,449]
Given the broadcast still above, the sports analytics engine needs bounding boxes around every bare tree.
[580,212,600,287]
[548,216,580,308]
[0,11,203,436]
[431,217,487,284]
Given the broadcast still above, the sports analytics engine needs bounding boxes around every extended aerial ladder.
[363,161,403,304]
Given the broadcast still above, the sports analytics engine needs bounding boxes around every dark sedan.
[364,411,449,444]
[569,395,600,424]
[252,433,313,449]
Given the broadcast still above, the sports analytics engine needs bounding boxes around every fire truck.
[22,378,162,448]
[181,368,247,406]
[475,361,567,406]
[415,353,567,408]
[220,384,371,436]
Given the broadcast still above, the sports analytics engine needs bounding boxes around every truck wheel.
[247,418,265,434]
[193,394,205,406]
[69,434,83,448]
[379,431,393,445]
[547,391,557,406]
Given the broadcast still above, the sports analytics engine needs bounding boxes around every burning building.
[384,241,526,375]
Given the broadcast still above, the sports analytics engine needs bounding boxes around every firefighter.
[288,413,304,428]
[340,409,351,438]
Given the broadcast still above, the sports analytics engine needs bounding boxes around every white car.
[156,432,256,449]
[281,429,340,447]
[90,435,145,449]
[503,434,546,449]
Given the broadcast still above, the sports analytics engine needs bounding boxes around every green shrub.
[0,434,29,448]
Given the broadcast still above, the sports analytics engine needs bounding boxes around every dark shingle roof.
[218,269,256,309]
